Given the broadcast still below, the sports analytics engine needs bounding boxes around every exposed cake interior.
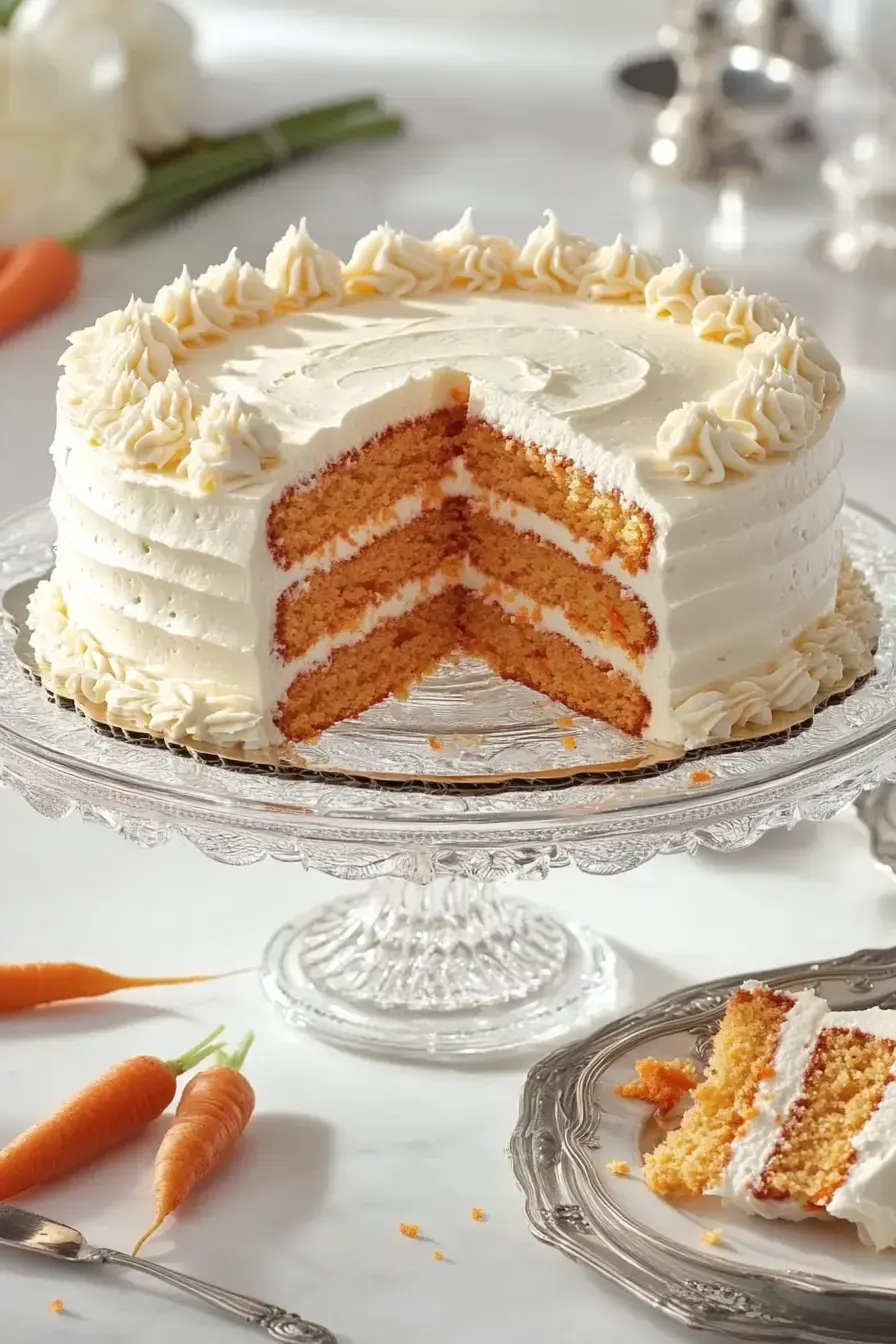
[643,985,795,1198]
[267,394,657,741]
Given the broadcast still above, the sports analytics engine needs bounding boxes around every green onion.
[69,95,404,250]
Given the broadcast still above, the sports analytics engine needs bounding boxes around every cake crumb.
[555,715,574,729]
[471,1207,486,1222]
[428,736,443,751]
[561,735,577,751]
[701,1228,723,1247]
[616,1057,699,1113]
[399,1223,420,1239]
[606,1159,630,1176]
[48,1300,64,1315]
[690,768,713,785]
[432,1249,445,1261]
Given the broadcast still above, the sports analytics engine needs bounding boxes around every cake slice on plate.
[644,981,896,1249]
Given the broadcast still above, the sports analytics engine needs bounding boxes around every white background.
[2,2,896,1341]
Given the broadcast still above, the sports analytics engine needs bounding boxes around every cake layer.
[275,503,464,660]
[268,407,465,567]
[461,595,649,735]
[275,589,460,741]
[466,509,655,659]
[463,418,654,575]
[644,985,798,1199]
[753,1027,896,1210]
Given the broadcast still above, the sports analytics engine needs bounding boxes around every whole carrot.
[0,1027,224,1201]
[0,239,81,341]
[0,963,234,1013]
[133,1032,256,1254]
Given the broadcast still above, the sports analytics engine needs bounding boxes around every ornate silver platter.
[510,946,896,1341]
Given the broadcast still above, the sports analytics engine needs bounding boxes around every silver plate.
[510,946,896,1341]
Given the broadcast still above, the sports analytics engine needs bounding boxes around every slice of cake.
[643,982,896,1249]
[27,211,879,752]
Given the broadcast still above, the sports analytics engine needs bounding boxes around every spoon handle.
[84,1246,336,1342]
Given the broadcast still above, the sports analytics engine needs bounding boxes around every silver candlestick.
[637,0,763,182]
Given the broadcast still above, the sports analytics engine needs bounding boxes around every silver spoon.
[0,1204,336,1342]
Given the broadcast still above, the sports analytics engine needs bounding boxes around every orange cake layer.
[268,407,466,568]
[752,1027,896,1209]
[466,509,656,658]
[275,503,465,660]
[462,418,655,575]
[643,986,795,1198]
[275,589,461,741]
[461,595,649,736]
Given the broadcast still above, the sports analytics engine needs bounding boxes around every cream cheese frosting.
[32,212,865,751]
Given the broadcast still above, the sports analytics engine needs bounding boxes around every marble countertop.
[1,2,896,1341]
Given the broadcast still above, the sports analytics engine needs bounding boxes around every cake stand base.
[260,878,617,1059]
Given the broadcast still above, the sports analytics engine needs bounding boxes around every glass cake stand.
[3,499,896,1060]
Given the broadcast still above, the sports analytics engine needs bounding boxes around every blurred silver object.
[732,0,836,75]
[634,0,764,181]
[816,2,896,277]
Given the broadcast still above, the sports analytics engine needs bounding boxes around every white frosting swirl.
[645,252,727,322]
[182,392,282,492]
[576,234,661,302]
[105,370,195,470]
[343,224,444,298]
[264,218,343,308]
[431,208,517,292]
[153,266,233,344]
[515,210,594,292]
[710,368,818,452]
[197,249,278,325]
[738,317,842,411]
[691,288,789,345]
[670,560,877,746]
[655,401,764,484]
[59,298,186,430]
[28,578,266,747]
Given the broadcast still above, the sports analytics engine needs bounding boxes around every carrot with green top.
[0,962,235,1013]
[134,1032,256,1254]
[0,239,81,341]
[0,1027,224,1200]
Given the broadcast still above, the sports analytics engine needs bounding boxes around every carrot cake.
[644,981,896,1250]
[27,211,878,749]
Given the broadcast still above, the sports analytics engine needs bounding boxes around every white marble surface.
[2,2,896,1341]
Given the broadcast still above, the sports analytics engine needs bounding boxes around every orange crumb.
[701,1228,723,1246]
[606,1160,630,1176]
[555,715,574,729]
[616,1057,699,1113]
[428,736,443,751]
[432,1249,445,1261]
[689,768,713,785]
[562,735,577,751]
[399,1223,420,1239]
[471,1207,485,1222]
[48,1300,64,1315]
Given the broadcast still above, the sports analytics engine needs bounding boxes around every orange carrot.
[0,962,234,1013]
[0,1027,223,1201]
[133,1032,256,1254]
[0,239,81,341]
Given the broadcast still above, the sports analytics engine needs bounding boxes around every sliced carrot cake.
[644,981,896,1250]
[27,211,878,749]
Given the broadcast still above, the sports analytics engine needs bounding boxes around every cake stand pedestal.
[3,500,896,1059]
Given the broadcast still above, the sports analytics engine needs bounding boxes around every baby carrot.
[0,239,81,341]
[0,1027,224,1201]
[0,963,233,1013]
[133,1032,256,1254]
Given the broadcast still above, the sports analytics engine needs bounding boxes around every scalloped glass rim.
[2,498,896,855]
